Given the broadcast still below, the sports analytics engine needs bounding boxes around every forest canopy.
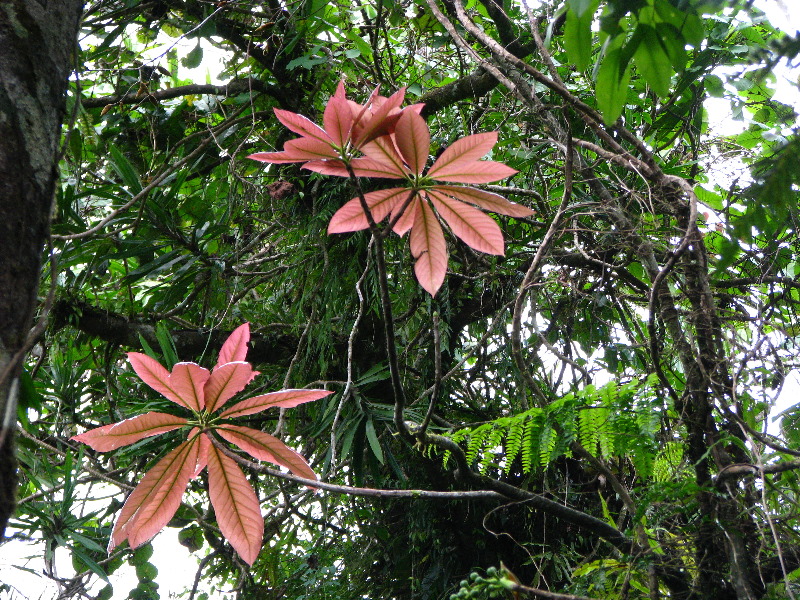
[3,0,800,599]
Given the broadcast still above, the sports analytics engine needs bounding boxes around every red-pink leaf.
[194,432,211,478]
[410,198,448,296]
[128,353,192,410]
[327,187,408,234]
[333,80,348,101]
[216,425,318,482]
[323,96,353,147]
[280,138,339,160]
[247,151,307,164]
[359,138,411,178]
[302,159,351,177]
[427,132,499,179]
[206,442,264,566]
[353,87,406,147]
[394,110,430,175]
[204,362,258,413]
[392,194,419,236]
[429,161,518,184]
[219,389,332,419]
[111,435,199,550]
[428,190,505,255]
[72,412,187,452]
[217,323,250,367]
[273,108,331,144]
[435,185,534,217]
[169,363,210,412]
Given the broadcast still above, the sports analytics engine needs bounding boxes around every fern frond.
[504,420,525,474]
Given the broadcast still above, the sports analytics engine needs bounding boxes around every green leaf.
[365,417,384,465]
[568,0,594,19]
[565,7,595,71]
[72,548,110,583]
[596,44,632,124]
[182,43,203,69]
[108,145,142,194]
[633,25,673,97]
[155,322,180,369]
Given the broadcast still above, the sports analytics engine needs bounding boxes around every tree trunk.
[0,0,84,536]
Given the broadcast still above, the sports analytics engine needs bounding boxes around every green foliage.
[7,0,800,598]
[449,375,660,477]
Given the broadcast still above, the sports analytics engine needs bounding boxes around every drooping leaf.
[216,425,318,482]
[394,110,430,174]
[219,389,333,419]
[204,362,258,413]
[168,362,210,412]
[410,198,448,296]
[206,443,264,566]
[391,193,419,236]
[596,45,632,125]
[194,432,211,478]
[428,190,505,255]
[565,5,595,71]
[111,435,200,549]
[72,412,187,452]
[633,24,673,97]
[217,323,250,367]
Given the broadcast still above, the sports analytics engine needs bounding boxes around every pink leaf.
[169,363,210,412]
[427,132,499,179]
[359,138,411,178]
[435,185,534,217]
[219,389,332,419]
[111,435,200,550]
[280,138,339,161]
[323,96,353,147]
[247,151,307,164]
[273,108,331,144]
[410,198,448,296]
[391,193,419,236]
[194,432,211,478]
[128,353,192,410]
[217,323,250,367]
[428,190,505,255]
[393,110,430,175]
[302,159,352,177]
[353,87,406,147]
[333,80,348,101]
[327,187,408,234]
[429,160,518,184]
[72,412,187,452]
[204,362,258,413]
[216,425,318,483]
[207,443,264,566]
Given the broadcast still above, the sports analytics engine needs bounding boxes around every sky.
[2,2,800,599]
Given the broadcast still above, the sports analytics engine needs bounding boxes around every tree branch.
[80,78,279,109]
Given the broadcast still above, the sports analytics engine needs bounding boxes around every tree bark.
[0,0,84,536]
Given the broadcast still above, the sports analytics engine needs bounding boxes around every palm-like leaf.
[72,324,331,564]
